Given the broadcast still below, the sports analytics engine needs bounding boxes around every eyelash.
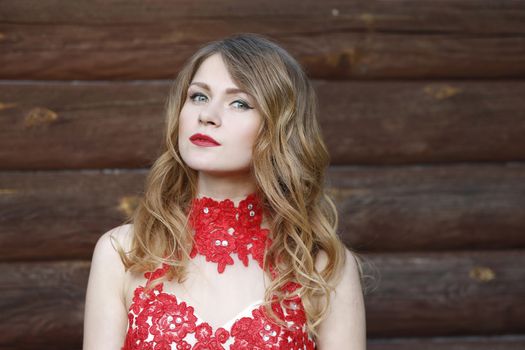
[188,92,253,110]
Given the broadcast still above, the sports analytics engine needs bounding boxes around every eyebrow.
[189,81,248,95]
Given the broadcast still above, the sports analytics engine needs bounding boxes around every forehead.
[192,53,236,86]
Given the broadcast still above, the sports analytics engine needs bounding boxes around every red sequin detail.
[188,192,272,273]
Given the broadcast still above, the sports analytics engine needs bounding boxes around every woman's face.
[178,53,262,175]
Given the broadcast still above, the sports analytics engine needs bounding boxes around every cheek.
[250,120,262,147]
[177,110,192,152]
[232,126,258,154]
[241,117,262,144]
[247,125,259,146]
[178,119,186,138]
[178,107,192,135]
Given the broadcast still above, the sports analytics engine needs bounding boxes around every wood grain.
[0,169,145,261]
[0,261,89,350]
[362,250,525,336]
[1,251,524,348]
[1,80,524,169]
[368,335,525,350]
[1,164,524,259]
[0,1,524,80]
[1,1,524,348]
[329,163,525,252]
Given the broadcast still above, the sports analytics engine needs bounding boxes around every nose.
[198,101,221,126]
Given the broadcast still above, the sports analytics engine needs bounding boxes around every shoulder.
[87,224,134,305]
[93,224,133,258]
[315,246,362,287]
[334,248,363,300]
[90,224,133,276]
[84,224,134,349]
[314,247,366,349]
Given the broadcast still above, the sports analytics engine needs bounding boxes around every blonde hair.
[115,32,362,339]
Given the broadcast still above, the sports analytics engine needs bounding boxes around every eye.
[189,92,207,103]
[232,100,254,110]
[189,92,254,110]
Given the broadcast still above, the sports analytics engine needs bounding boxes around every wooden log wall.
[1,1,524,349]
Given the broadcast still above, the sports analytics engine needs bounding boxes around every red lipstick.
[189,133,221,147]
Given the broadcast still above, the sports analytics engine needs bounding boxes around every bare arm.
[83,225,131,350]
[315,248,366,349]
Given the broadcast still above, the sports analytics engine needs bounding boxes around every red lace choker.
[187,192,271,273]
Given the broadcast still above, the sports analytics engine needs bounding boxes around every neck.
[188,184,269,273]
[196,170,257,205]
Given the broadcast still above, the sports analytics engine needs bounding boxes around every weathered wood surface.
[363,251,525,336]
[1,251,524,348]
[1,1,524,80]
[329,163,525,252]
[23,336,525,350]
[1,163,524,260]
[0,261,89,350]
[2,80,525,169]
[0,81,167,170]
[368,335,525,350]
[0,169,145,261]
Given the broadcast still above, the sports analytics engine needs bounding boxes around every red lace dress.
[122,193,316,350]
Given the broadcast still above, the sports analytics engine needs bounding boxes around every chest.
[121,262,316,350]
[124,254,271,330]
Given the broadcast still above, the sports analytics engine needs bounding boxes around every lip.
[189,133,221,147]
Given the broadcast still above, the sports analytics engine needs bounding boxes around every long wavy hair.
[115,32,362,338]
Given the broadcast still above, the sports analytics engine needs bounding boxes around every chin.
[198,167,251,175]
[186,162,252,176]
[181,152,250,173]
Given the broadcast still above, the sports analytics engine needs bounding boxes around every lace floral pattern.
[122,264,316,349]
[188,193,271,273]
[122,193,316,349]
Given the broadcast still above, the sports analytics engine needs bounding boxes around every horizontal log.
[11,335,525,350]
[0,1,524,79]
[0,169,146,261]
[2,0,524,32]
[362,250,525,336]
[1,80,525,169]
[0,261,89,350]
[1,164,524,260]
[329,163,525,252]
[0,81,167,169]
[1,251,524,348]
[368,335,525,350]
[316,80,525,165]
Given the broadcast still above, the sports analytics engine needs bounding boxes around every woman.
[83,33,366,349]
